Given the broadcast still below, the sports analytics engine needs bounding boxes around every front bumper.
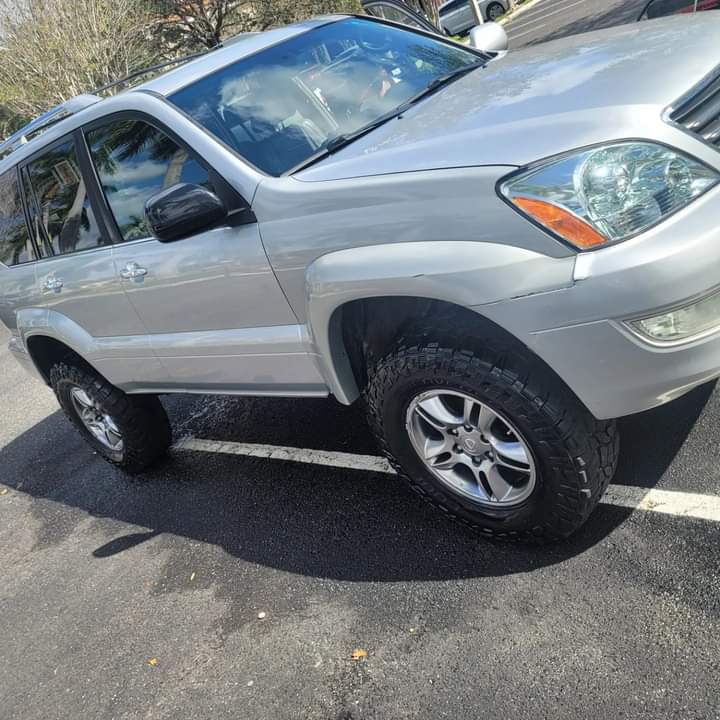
[479,184,720,419]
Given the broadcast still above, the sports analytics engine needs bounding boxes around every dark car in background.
[639,0,720,19]
[362,0,443,32]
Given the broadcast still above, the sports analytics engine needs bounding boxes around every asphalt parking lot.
[4,4,720,719]
[4,325,720,718]
[505,0,648,47]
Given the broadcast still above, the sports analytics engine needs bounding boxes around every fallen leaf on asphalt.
[351,649,368,661]
[148,658,159,667]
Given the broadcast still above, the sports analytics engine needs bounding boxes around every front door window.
[85,119,217,242]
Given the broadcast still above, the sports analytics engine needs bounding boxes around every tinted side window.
[86,120,214,243]
[0,169,34,266]
[25,139,106,256]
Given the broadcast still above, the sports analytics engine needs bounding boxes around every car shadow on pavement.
[1,380,715,582]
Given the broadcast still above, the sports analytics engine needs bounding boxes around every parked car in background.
[439,0,509,35]
[364,0,509,49]
[639,0,720,18]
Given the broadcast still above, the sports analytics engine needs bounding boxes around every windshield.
[169,18,482,176]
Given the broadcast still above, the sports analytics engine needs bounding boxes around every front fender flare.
[305,241,576,404]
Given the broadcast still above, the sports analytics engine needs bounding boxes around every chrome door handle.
[120,262,148,280]
[43,276,63,292]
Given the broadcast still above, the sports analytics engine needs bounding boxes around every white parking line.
[175,437,720,523]
[506,23,549,41]
[504,0,569,26]
[506,0,588,34]
[176,437,394,474]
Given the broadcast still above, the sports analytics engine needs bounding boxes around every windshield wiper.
[324,105,407,154]
[403,58,487,109]
[292,59,486,173]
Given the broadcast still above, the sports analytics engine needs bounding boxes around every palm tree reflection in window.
[88,120,213,242]
[0,170,34,266]
[26,140,105,256]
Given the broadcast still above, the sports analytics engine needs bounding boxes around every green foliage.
[0,0,363,135]
[0,0,157,122]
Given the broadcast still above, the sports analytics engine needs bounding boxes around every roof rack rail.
[0,36,255,163]
[90,35,258,96]
[91,49,213,96]
[0,94,103,162]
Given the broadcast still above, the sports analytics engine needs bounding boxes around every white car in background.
[439,0,509,35]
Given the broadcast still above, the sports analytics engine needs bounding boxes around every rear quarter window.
[0,169,34,267]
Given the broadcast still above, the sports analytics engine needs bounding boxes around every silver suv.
[2,15,720,541]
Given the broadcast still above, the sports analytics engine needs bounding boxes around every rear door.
[83,115,322,394]
[0,167,39,334]
[21,133,158,382]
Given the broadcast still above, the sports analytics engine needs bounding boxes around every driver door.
[82,115,325,395]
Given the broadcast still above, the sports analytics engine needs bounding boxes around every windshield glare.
[169,18,481,176]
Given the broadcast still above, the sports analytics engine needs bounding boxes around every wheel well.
[25,335,85,385]
[336,297,527,396]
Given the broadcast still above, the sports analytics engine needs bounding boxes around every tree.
[255,0,362,31]
[153,0,362,52]
[0,100,23,140]
[152,0,243,51]
[0,0,158,121]
[0,0,362,128]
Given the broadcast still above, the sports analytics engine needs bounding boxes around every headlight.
[500,142,719,250]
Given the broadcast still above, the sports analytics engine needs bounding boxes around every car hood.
[296,14,720,182]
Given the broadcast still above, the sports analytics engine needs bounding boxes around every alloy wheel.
[70,387,124,452]
[405,389,536,507]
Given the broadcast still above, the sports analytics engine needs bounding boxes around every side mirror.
[145,183,227,243]
[468,22,509,52]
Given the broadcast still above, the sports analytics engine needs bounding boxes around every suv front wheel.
[50,360,171,474]
[365,340,619,542]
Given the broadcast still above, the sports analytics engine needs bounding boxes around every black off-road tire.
[49,361,172,475]
[364,341,619,542]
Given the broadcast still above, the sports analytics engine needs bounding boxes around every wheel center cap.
[457,429,489,456]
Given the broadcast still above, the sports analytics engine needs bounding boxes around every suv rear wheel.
[364,341,618,542]
[50,360,171,474]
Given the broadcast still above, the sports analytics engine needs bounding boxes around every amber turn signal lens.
[512,197,608,249]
